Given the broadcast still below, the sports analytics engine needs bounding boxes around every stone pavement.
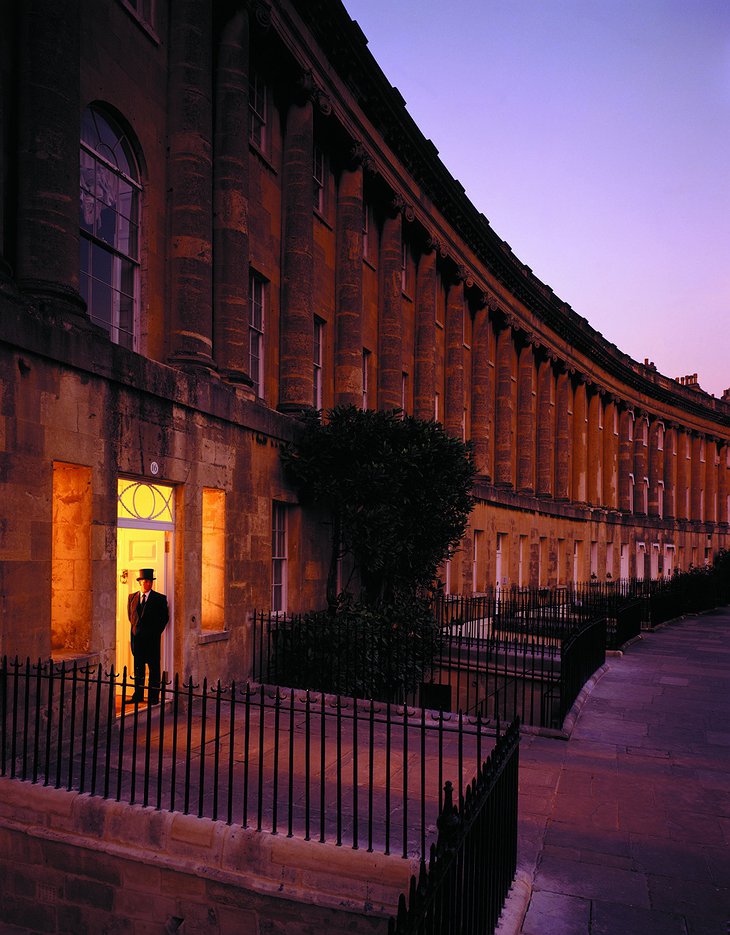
[498,608,730,935]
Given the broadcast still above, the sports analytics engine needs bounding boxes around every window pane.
[79,107,140,349]
[91,278,112,332]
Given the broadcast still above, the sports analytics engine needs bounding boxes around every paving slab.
[499,609,730,935]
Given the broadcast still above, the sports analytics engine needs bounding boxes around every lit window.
[313,144,325,213]
[249,71,268,151]
[313,316,324,410]
[657,422,664,451]
[249,271,265,397]
[202,489,225,632]
[79,107,140,350]
[628,412,634,442]
[272,502,288,613]
[401,241,408,292]
[401,372,408,416]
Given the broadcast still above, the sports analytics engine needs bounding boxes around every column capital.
[345,139,372,171]
[387,191,406,218]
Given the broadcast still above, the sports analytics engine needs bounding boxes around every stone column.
[494,322,517,487]
[413,241,438,421]
[633,414,649,514]
[663,426,678,520]
[167,0,215,372]
[516,340,536,493]
[334,146,364,407]
[572,380,588,503]
[279,84,315,411]
[648,419,665,517]
[378,202,403,411]
[554,370,573,501]
[213,8,251,384]
[618,408,634,512]
[602,398,619,509]
[0,28,9,284]
[586,390,603,506]
[691,433,704,521]
[471,304,494,479]
[444,276,465,439]
[705,440,718,523]
[16,0,84,314]
[536,356,555,497]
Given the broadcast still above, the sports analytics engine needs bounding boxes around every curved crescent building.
[0,0,728,684]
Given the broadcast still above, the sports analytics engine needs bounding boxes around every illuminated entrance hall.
[116,479,174,687]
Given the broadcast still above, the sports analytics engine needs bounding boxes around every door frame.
[116,479,175,689]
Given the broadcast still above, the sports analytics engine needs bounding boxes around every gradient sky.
[341,0,730,398]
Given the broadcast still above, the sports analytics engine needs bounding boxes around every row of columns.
[7,0,729,530]
[471,319,729,524]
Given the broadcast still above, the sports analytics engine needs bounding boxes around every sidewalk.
[500,608,730,935]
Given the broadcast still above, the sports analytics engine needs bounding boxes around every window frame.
[271,502,288,614]
[249,270,266,398]
[79,107,141,350]
[313,143,326,215]
[249,70,268,153]
[313,315,324,410]
[362,348,370,410]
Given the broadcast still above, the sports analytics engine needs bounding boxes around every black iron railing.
[389,718,520,935]
[251,587,608,729]
[0,657,506,860]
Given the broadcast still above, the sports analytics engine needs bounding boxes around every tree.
[281,405,476,607]
[277,405,476,701]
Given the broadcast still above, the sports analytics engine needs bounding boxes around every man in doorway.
[126,569,169,704]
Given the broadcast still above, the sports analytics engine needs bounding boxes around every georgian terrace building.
[1,0,728,686]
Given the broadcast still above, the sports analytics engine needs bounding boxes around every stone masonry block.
[158,865,206,898]
[107,801,169,851]
[64,875,115,912]
[2,896,57,933]
[170,812,220,853]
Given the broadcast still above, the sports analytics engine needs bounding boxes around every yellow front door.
[115,526,169,688]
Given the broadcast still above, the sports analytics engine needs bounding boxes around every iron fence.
[607,599,642,650]
[251,587,609,730]
[0,656,507,861]
[389,718,520,935]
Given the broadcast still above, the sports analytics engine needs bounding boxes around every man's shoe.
[124,695,143,705]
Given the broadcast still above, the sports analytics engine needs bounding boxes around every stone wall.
[0,777,414,934]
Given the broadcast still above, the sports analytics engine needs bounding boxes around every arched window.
[79,107,140,349]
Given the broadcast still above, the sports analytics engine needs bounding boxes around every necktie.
[133,595,145,634]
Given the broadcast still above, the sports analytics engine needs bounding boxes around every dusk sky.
[342,0,730,399]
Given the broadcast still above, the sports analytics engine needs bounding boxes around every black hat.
[136,568,156,582]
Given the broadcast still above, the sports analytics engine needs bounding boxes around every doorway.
[116,479,175,695]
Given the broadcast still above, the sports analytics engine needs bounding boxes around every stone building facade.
[1,0,729,686]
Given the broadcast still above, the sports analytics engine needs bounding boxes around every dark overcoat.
[127,589,169,660]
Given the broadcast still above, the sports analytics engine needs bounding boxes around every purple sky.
[341,0,730,399]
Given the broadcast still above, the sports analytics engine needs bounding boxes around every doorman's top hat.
[136,568,156,582]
